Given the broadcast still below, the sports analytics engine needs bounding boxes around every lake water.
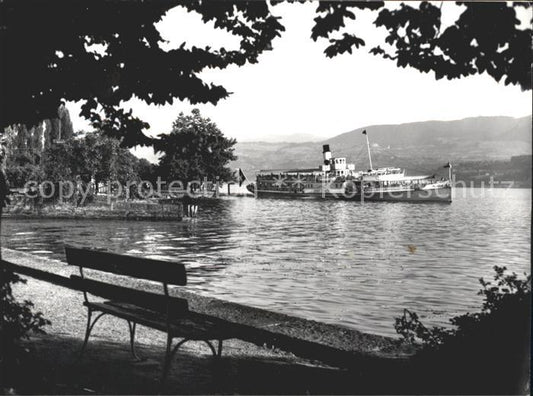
[2,188,530,337]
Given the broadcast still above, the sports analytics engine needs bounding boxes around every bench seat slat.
[87,301,233,340]
[71,276,188,316]
[65,246,187,286]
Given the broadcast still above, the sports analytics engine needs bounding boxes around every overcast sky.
[70,2,531,154]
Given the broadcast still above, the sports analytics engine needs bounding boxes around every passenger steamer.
[249,131,452,203]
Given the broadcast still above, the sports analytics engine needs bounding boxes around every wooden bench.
[65,246,233,383]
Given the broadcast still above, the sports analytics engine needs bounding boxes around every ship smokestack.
[322,144,331,165]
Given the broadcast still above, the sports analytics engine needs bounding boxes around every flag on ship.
[443,162,452,168]
[362,130,367,135]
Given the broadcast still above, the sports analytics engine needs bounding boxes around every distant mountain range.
[240,133,324,143]
[233,115,531,177]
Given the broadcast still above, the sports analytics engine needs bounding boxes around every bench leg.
[127,321,142,361]
[78,309,107,360]
[202,340,217,357]
[217,339,223,358]
[78,308,93,359]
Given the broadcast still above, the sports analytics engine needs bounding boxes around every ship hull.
[254,187,452,203]
[358,187,452,203]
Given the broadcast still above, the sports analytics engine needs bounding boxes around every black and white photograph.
[0,1,531,394]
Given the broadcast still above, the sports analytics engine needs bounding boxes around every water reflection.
[2,188,531,337]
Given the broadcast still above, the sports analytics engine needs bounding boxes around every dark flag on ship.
[443,162,452,168]
[362,130,367,135]
[237,168,247,186]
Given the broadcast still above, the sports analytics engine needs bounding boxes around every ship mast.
[362,130,373,170]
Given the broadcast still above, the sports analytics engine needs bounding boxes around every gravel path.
[4,248,415,394]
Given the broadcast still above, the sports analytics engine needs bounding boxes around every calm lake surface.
[2,188,531,337]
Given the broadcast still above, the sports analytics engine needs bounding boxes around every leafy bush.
[0,270,50,389]
[395,266,531,394]
[5,163,43,189]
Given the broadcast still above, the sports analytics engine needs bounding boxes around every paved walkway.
[20,332,386,394]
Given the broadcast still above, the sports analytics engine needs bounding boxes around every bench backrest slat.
[65,246,187,286]
[70,275,189,316]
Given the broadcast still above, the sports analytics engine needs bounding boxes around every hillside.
[233,115,531,177]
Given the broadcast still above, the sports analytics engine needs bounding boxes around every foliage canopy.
[156,109,237,182]
[1,1,530,146]
[39,132,144,199]
[313,2,531,90]
[0,0,284,146]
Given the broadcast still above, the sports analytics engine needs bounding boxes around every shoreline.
[4,249,414,360]
[2,197,184,221]
[2,213,184,221]
[4,248,417,393]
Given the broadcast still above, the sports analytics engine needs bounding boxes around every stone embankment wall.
[3,193,183,220]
